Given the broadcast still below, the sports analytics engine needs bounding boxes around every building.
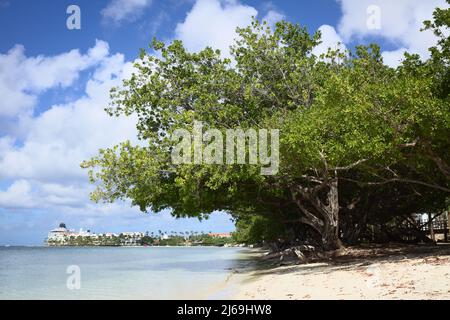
[208,232,232,238]
[46,223,147,246]
[417,212,449,241]
[47,223,72,242]
[120,232,145,246]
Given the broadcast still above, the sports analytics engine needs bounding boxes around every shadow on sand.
[236,243,450,283]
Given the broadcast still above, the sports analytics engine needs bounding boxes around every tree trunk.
[321,180,342,250]
[322,224,342,250]
[292,179,343,251]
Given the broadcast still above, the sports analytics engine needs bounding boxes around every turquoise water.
[0,246,249,300]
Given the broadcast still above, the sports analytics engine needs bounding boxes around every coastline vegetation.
[82,2,450,259]
[47,231,236,247]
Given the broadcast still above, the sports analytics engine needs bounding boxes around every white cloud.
[0,180,35,209]
[336,0,447,67]
[381,48,408,68]
[0,179,92,210]
[0,40,109,119]
[0,178,129,213]
[0,52,137,184]
[101,0,152,23]
[175,0,258,56]
[0,40,140,213]
[0,135,14,155]
[312,25,347,58]
[262,9,285,29]
[175,0,446,67]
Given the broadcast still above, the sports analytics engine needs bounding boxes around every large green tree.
[82,6,449,251]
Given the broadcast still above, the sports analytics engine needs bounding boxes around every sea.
[0,246,253,300]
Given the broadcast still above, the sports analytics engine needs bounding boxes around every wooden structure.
[419,212,449,242]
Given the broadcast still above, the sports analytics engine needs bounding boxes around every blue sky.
[0,0,446,245]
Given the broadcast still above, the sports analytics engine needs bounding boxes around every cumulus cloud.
[0,180,36,209]
[0,39,140,214]
[101,0,152,23]
[262,9,285,29]
[0,179,93,210]
[381,48,409,68]
[0,53,137,185]
[174,0,286,57]
[175,0,257,56]
[0,40,109,119]
[336,0,447,67]
[312,25,347,58]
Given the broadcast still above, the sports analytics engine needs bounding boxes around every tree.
[82,7,450,250]
[232,214,285,245]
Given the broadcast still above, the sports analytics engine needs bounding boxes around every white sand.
[233,246,450,300]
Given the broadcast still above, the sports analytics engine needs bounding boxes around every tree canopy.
[82,3,450,251]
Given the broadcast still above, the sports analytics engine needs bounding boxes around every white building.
[121,232,145,245]
[46,223,147,245]
[47,223,71,242]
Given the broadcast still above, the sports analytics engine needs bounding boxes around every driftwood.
[263,245,317,265]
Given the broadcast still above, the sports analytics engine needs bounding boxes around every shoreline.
[230,244,450,300]
[205,248,266,299]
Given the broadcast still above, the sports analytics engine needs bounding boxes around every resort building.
[46,224,235,246]
[46,223,147,246]
[208,232,232,238]
[47,223,72,243]
[120,232,145,246]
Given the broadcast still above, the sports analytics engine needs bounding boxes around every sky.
[0,0,447,245]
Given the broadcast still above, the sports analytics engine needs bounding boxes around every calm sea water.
[0,246,251,300]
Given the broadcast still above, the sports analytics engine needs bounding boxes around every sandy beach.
[232,244,450,300]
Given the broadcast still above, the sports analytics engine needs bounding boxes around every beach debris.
[296,245,316,252]
[279,248,302,265]
[274,245,316,265]
[293,248,306,262]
